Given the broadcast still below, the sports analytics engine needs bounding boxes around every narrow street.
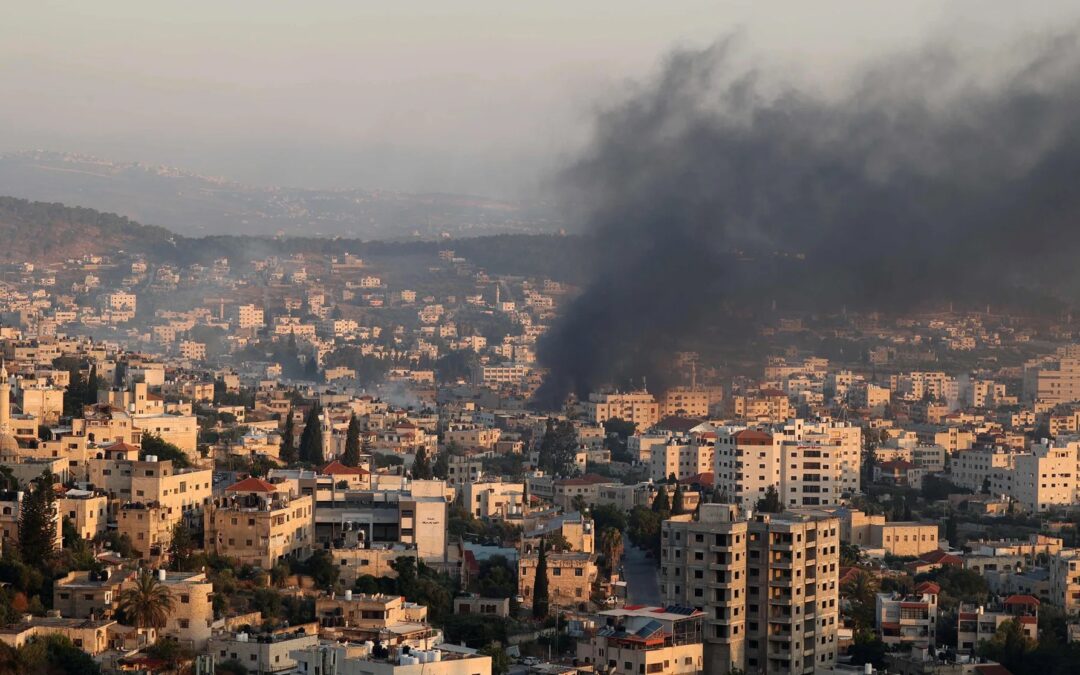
[622,542,662,606]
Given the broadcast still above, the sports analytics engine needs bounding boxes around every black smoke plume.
[535,35,1080,406]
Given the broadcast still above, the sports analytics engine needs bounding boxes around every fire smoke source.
[535,36,1080,406]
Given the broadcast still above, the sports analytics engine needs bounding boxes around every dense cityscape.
[1,213,1080,675]
[5,4,1080,675]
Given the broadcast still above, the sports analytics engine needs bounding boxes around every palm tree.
[841,570,879,631]
[118,569,175,629]
[600,527,624,577]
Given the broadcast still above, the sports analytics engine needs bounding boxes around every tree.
[342,414,361,466]
[18,470,57,563]
[118,569,175,629]
[532,537,549,618]
[672,484,686,515]
[0,634,102,675]
[652,486,671,517]
[432,449,449,480]
[627,507,662,558]
[848,630,887,669]
[600,527,624,576]
[945,515,959,546]
[591,503,627,534]
[840,543,864,567]
[215,659,249,675]
[280,411,297,465]
[295,550,339,590]
[412,447,433,480]
[298,405,324,464]
[168,522,197,572]
[140,433,192,468]
[980,618,1035,673]
[756,485,783,513]
[842,570,879,631]
[571,494,588,514]
[546,533,573,552]
[539,419,579,477]
[479,645,510,675]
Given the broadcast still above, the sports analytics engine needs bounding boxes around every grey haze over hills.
[0,151,562,239]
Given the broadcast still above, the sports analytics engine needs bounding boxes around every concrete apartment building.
[1001,442,1078,512]
[236,303,265,329]
[577,606,706,675]
[291,642,492,675]
[151,570,214,649]
[312,481,447,562]
[875,582,940,648]
[205,477,315,568]
[329,537,417,586]
[462,480,524,519]
[949,447,1016,493]
[660,386,711,418]
[57,489,108,540]
[117,502,176,560]
[209,624,319,675]
[650,433,716,482]
[53,568,128,619]
[1023,350,1080,404]
[518,551,599,614]
[660,504,841,675]
[730,389,793,423]
[839,509,940,556]
[453,595,511,618]
[956,596,1039,655]
[1048,548,1080,613]
[315,592,428,630]
[585,390,660,429]
[891,372,960,405]
[442,425,501,449]
[713,419,861,510]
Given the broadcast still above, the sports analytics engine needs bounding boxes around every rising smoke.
[535,34,1080,406]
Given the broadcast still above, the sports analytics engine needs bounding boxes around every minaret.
[0,363,10,434]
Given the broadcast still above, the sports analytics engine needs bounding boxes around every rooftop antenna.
[642,376,648,393]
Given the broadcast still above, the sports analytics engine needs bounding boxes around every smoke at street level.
[535,33,1080,406]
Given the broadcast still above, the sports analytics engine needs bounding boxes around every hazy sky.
[2,1,1077,197]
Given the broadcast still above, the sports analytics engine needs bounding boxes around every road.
[622,542,662,606]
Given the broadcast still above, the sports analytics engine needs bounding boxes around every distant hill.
[0,195,590,283]
[0,151,561,239]
[0,196,180,262]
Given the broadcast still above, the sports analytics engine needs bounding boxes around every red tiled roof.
[1004,594,1040,606]
[735,429,773,445]
[915,581,941,595]
[654,416,702,433]
[105,441,140,454]
[919,549,961,565]
[679,472,714,487]
[225,477,278,493]
[321,460,369,476]
[879,460,916,470]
